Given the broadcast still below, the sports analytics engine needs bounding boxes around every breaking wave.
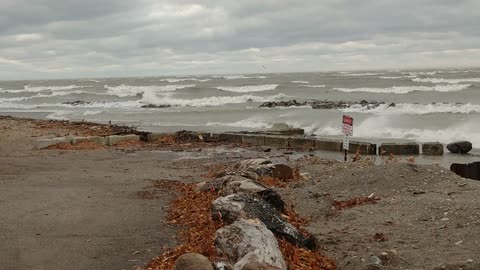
[412,77,480,83]
[380,75,417,79]
[160,78,210,83]
[104,84,195,97]
[339,72,384,76]
[303,85,326,88]
[334,84,472,94]
[216,84,279,93]
[141,93,286,107]
[0,85,89,93]
[206,118,274,129]
[341,103,480,115]
[213,75,267,80]
[291,81,309,84]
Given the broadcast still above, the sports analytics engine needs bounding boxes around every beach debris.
[447,141,472,154]
[211,194,316,249]
[371,255,382,266]
[215,218,287,270]
[373,233,388,242]
[174,253,214,270]
[333,196,380,210]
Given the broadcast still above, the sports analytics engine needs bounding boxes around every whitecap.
[334,84,471,94]
[291,81,309,84]
[104,84,195,97]
[141,93,286,107]
[303,85,326,88]
[160,78,210,83]
[206,118,273,129]
[216,84,279,93]
[412,77,480,83]
[341,103,480,115]
[213,75,267,80]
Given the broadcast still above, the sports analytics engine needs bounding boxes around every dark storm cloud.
[0,0,479,79]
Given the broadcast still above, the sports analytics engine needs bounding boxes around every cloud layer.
[1,0,479,79]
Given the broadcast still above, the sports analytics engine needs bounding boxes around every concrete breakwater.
[35,131,444,156]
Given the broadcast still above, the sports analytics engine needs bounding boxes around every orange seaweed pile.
[279,239,337,270]
[144,184,223,270]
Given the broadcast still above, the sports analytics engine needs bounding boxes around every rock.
[422,142,444,155]
[141,104,172,108]
[230,159,293,180]
[219,175,285,211]
[174,253,214,270]
[370,255,382,266]
[447,141,473,154]
[211,194,315,249]
[215,219,287,270]
[62,100,92,106]
[450,162,480,180]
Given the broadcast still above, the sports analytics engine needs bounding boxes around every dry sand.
[1,116,479,270]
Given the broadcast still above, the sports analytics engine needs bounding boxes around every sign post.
[342,115,353,162]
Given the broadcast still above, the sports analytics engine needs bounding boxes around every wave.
[303,85,326,88]
[380,75,417,79]
[141,93,286,107]
[0,85,89,93]
[412,77,480,83]
[83,110,104,116]
[104,84,195,97]
[341,103,480,115]
[216,84,279,93]
[292,81,309,84]
[213,75,267,80]
[206,118,274,129]
[313,116,479,147]
[160,78,210,83]
[339,72,384,76]
[405,71,437,76]
[334,84,472,94]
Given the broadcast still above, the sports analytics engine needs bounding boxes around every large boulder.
[230,159,293,180]
[215,219,287,270]
[447,141,473,154]
[174,253,214,270]
[211,194,315,249]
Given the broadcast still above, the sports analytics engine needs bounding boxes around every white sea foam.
[380,75,417,79]
[213,75,267,80]
[412,77,480,83]
[83,110,104,116]
[341,103,480,115]
[206,118,274,129]
[339,72,384,76]
[0,85,89,93]
[104,84,195,97]
[334,84,472,94]
[141,93,286,107]
[216,84,279,93]
[160,78,210,83]
[313,116,479,147]
[406,71,438,76]
[292,81,309,84]
[303,85,326,88]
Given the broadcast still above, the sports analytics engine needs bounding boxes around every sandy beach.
[1,116,479,270]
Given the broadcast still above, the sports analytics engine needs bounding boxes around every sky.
[1,0,480,80]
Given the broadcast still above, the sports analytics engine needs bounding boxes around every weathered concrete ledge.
[381,143,420,155]
[35,134,140,149]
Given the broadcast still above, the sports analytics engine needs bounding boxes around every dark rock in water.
[141,104,171,108]
[451,162,480,180]
[260,99,385,111]
[447,141,472,154]
[212,194,316,249]
[62,100,92,106]
[388,102,396,107]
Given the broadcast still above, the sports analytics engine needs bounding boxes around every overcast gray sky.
[1,0,479,79]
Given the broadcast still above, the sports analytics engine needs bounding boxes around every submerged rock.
[62,100,92,106]
[215,219,287,270]
[141,104,172,108]
[174,253,214,270]
[447,141,472,154]
[211,194,316,249]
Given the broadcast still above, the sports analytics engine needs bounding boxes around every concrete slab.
[35,137,72,149]
[242,135,265,146]
[288,138,315,149]
[348,141,377,155]
[71,136,105,145]
[381,143,420,155]
[422,142,444,155]
[106,135,140,146]
[264,136,288,149]
[147,133,168,142]
[218,133,243,143]
[314,139,343,152]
